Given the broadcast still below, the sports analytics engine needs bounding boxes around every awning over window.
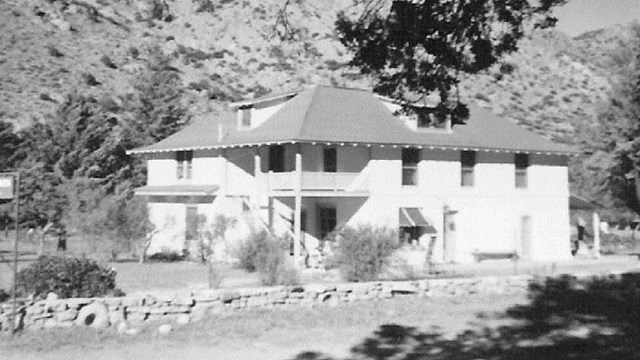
[134,185,219,196]
[399,207,437,234]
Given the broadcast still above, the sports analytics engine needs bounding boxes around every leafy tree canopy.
[605,26,640,214]
[336,0,567,123]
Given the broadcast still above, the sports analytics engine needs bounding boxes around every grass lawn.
[0,292,527,360]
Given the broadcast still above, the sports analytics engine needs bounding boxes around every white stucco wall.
[142,145,572,263]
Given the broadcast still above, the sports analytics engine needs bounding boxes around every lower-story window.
[185,206,198,241]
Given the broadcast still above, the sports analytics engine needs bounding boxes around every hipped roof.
[129,85,578,155]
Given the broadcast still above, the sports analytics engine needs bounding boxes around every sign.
[0,176,13,199]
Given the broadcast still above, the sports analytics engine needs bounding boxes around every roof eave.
[126,140,579,156]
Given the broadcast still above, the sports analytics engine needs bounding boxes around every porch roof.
[129,85,578,155]
[134,184,219,196]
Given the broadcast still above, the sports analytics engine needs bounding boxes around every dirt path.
[2,293,527,360]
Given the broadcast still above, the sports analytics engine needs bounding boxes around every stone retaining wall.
[0,275,534,331]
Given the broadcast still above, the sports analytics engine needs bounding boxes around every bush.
[235,230,298,286]
[0,288,9,303]
[16,256,123,299]
[329,225,399,282]
[147,250,186,262]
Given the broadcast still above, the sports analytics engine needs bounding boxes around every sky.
[553,0,640,37]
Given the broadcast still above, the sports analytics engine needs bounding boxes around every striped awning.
[399,208,437,234]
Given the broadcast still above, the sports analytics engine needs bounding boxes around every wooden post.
[294,148,302,269]
[593,212,601,259]
[221,148,228,194]
[11,172,20,335]
[254,147,261,211]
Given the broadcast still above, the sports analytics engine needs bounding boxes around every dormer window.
[238,105,253,128]
[416,109,451,130]
[417,111,435,128]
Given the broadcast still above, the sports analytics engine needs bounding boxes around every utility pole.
[1,171,20,335]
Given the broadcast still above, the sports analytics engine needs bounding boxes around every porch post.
[294,147,302,269]
[254,147,261,210]
[221,148,228,194]
[593,211,601,258]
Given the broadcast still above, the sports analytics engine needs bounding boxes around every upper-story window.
[515,153,529,189]
[323,147,337,172]
[238,105,252,128]
[268,145,285,173]
[177,150,193,179]
[402,148,420,186]
[461,150,476,187]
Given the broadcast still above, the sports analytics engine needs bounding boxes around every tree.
[0,120,20,171]
[336,0,567,123]
[594,25,640,215]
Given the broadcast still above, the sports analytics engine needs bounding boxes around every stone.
[158,324,172,335]
[143,296,157,306]
[76,302,109,329]
[65,298,92,309]
[109,308,126,325]
[176,314,190,326]
[172,297,194,306]
[126,312,147,322]
[46,293,59,301]
[125,328,139,336]
[56,309,78,322]
[116,321,129,334]
[221,291,240,303]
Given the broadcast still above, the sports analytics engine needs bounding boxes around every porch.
[264,171,369,195]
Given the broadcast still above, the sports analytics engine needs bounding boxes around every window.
[461,151,476,187]
[402,148,419,186]
[323,147,337,172]
[239,106,252,128]
[319,207,337,240]
[268,145,285,172]
[515,153,529,188]
[185,206,198,241]
[176,150,193,179]
[417,111,434,128]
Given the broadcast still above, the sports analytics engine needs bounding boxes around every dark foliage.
[147,251,186,262]
[16,255,123,299]
[336,0,567,123]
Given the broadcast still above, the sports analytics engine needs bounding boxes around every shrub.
[329,225,400,282]
[100,55,117,69]
[147,250,186,262]
[236,230,298,286]
[0,288,9,303]
[16,256,123,299]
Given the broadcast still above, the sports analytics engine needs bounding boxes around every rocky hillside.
[0,0,369,129]
[1,0,637,149]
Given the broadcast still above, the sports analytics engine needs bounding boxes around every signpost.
[0,172,20,335]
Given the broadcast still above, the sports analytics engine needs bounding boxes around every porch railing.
[265,171,368,192]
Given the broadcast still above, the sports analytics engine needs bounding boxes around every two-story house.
[128,85,578,266]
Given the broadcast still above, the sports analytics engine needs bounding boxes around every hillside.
[1,0,639,210]
[0,0,370,128]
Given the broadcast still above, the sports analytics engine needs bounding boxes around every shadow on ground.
[290,273,640,360]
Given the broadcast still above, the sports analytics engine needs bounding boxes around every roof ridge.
[294,85,321,139]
